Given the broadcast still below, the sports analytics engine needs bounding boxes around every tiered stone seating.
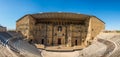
[7,31,23,38]
[78,41,107,57]
[105,35,120,57]
[78,32,119,57]
[0,32,13,45]
[94,32,120,57]
[0,44,19,57]
[0,32,12,38]
[0,31,120,57]
[39,32,120,57]
[0,32,41,57]
[109,48,120,57]
[10,39,41,57]
[108,35,120,47]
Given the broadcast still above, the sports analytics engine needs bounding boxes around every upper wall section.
[16,12,105,34]
[90,16,105,38]
[16,15,30,37]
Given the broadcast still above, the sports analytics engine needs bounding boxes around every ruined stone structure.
[0,25,6,32]
[16,12,105,47]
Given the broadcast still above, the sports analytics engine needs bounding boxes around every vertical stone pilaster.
[52,24,54,46]
[67,24,72,47]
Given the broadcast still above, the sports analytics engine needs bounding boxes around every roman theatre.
[16,12,105,50]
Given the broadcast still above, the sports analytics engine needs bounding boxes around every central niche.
[58,26,62,32]
[57,25,64,37]
[53,25,66,45]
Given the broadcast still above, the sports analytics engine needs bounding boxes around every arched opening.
[58,38,61,45]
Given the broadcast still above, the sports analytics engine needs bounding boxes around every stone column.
[52,24,54,46]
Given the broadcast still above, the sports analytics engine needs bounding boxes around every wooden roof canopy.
[31,12,90,24]
[17,12,105,24]
[30,12,90,20]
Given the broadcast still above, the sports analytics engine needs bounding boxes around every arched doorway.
[75,40,78,45]
[58,38,61,45]
[41,39,44,44]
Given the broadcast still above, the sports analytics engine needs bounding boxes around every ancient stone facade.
[0,25,6,32]
[16,12,105,47]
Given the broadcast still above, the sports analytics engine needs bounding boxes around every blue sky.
[0,0,120,30]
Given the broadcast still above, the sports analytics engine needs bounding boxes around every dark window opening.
[75,40,78,45]
[62,34,64,36]
[47,40,49,43]
[24,36,27,38]
[58,26,62,32]
[89,42,91,45]
[18,31,21,33]
[92,29,94,31]
[58,38,61,45]
[87,41,89,43]
[92,37,94,40]
[55,33,57,36]
[28,39,33,44]
[41,39,44,44]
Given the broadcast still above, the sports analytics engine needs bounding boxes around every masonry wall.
[16,15,30,39]
[0,27,6,32]
[16,15,105,48]
[90,17,105,39]
[16,17,90,47]
[28,15,37,40]
[85,16,105,46]
[71,24,88,46]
